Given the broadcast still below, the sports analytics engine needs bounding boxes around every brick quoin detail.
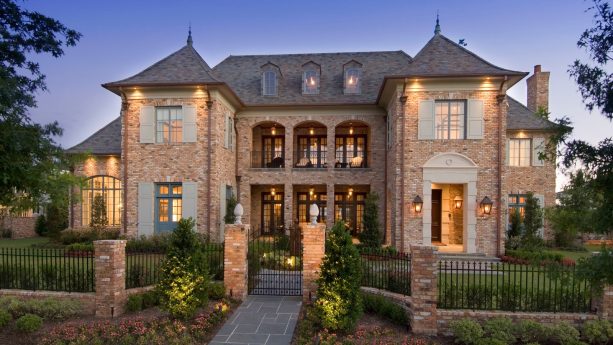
[410,245,438,335]
[301,223,326,301]
[94,240,127,318]
[224,224,248,300]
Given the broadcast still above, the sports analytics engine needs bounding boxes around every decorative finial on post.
[187,24,193,46]
[234,203,244,225]
[309,203,319,225]
[434,11,441,35]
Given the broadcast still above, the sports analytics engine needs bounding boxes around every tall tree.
[0,0,81,208]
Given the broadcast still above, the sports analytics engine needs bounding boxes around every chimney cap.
[534,65,541,73]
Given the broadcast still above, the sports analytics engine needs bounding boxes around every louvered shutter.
[535,194,545,237]
[532,137,545,166]
[467,99,484,139]
[182,182,198,231]
[418,100,435,140]
[183,105,197,143]
[139,106,155,143]
[137,182,154,236]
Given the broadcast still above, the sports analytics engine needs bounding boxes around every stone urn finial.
[309,203,319,225]
[234,203,244,225]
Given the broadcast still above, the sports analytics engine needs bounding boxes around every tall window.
[297,192,326,223]
[509,139,531,167]
[82,176,122,227]
[508,194,527,229]
[262,192,284,233]
[296,136,327,168]
[334,192,365,236]
[156,183,182,232]
[303,70,319,94]
[344,68,361,94]
[156,107,182,143]
[435,100,466,139]
[263,136,284,168]
[262,70,277,96]
[335,136,366,168]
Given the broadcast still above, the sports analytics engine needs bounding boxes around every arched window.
[262,70,277,96]
[82,176,122,227]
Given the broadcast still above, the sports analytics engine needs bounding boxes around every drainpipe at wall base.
[206,88,213,239]
[496,76,508,256]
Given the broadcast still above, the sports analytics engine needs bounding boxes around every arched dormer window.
[302,61,320,95]
[343,60,362,94]
[261,62,280,96]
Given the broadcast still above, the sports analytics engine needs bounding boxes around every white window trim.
[155,106,183,144]
[262,70,277,96]
[509,138,532,167]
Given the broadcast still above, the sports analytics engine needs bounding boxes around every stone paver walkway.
[210,295,302,345]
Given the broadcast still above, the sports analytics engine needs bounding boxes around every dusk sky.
[20,0,612,188]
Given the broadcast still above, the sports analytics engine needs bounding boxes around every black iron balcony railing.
[294,151,327,168]
[251,151,285,169]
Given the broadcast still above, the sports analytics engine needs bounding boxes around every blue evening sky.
[20,0,611,187]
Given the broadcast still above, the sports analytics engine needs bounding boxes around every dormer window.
[343,61,362,94]
[262,70,277,96]
[303,70,319,94]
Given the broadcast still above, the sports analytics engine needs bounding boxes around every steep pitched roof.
[66,117,122,155]
[507,97,556,130]
[103,44,219,88]
[407,34,526,77]
[212,51,413,105]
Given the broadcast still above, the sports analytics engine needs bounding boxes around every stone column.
[326,182,335,229]
[593,285,613,320]
[301,223,326,301]
[409,245,438,335]
[94,240,127,318]
[224,224,249,300]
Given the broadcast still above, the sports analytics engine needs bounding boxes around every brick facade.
[301,223,326,300]
[1,216,37,238]
[223,224,248,300]
[94,240,127,317]
[409,245,439,335]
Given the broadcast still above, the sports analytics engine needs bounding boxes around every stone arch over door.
[422,153,478,253]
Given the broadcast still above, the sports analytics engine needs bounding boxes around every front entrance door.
[262,192,284,234]
[431,189,442,242]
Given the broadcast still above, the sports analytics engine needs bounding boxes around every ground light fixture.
[413,195,423,213]
[480,196,493,215]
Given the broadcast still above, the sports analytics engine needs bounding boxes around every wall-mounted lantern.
[271,126,276,136]
[413,195,423,214]
[348,188,354,197]
[454,195,463,209]
[480,196,493,215]
[271,187,276,196]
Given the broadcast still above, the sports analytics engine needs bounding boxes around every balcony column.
[285,125,293,172]
[284,183,293,230]
[327,125,335,171]
[326,183,335,229]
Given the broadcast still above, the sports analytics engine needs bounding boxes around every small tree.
[315,221,362,331]
[359,192,381,248]
[508,208,522,238]
[89,194,107,230]
[522,192,543,248]
[224,195,237,224]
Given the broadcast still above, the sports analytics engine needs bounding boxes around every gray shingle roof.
[66,117,122,155]
[507,97,556,130]
[212,51,413,105]
[103,44,219,88]
[408,34,526,77]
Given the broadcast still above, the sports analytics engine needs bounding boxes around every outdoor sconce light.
[271,187,276,196]
[309,203,319,225]
[309,127,314,135]
[454,195,463,209]
[271,126,276,136]
[413,195,423,214]
[348,188,354,197]
[309,188,314,197]
[480,196,493,215]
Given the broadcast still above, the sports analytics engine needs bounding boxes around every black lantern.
[413,195,423,213]
[480,196,493,215]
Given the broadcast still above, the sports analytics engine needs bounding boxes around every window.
[507,194,527,230]
[303,70,319,94]
[296,136,327,168]
[262,192,284,233]
[297,192,327,223]
[335,136,366,168]
[509,138,531,167]
[334,192,365,236]
[262,70,277,96]
[156,107,182,143]
[82,176,122,227]
[262,136,284,168]
[435,100,466,139]
[344,68,361,94]
[224,115,234,150]
[155,183,182,232]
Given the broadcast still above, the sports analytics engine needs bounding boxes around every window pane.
[158,199,169,222]
[345,68,360,93]
[435,101,465,139]
[172,199,182,222]
[304,70,319,94]
[172,186,182,195]
[159,185,169,195]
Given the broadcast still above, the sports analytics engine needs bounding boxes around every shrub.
[361,292,408,326]
[450,319,484,345]
[208,282,226,300]
[359,192,381,248]
[483,317,516,344]
[59,228,120,245]
[504,249,563,264]
[223,195,237,224]
[0,227,12,238]
[314,221,362,332]
[35,215,48,236]
[582,320,613,345]
[126,233,172,252]
[512,320,548,344]
[15,314,42,333]
[0,309,11,328]
[142,290,160,308]
[126,294,143,312]
[45,204,68,238]
[550,322,582,345]
[126,263,148,288]
[6,297,81,319]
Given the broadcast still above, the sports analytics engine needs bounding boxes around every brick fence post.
[224,224,249,300]
[94,240,127,318]
[593,285,613,320]
[301,223,326,301]
[409,244,438,335]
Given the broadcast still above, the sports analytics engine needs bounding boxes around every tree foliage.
[223,195,237,224]
[358,192,381,248]
[89,194,108,230]
[0,0,82,207]
[523,192,543,241]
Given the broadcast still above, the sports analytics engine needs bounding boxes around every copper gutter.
[206,89,213,238]
[496,76,508,256]
[119,89,129,235]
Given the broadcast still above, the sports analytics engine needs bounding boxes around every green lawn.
[0,237,51,248]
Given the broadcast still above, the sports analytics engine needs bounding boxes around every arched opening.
[82,175,122,227]
[293,121,327,168]
[334,120,369,168]
[251,121,285,168]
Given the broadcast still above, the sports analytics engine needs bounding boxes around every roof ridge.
[219,50,411,58]
[67,116,121,152]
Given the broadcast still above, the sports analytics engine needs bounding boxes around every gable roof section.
[103,44,219,88]
[212,51,413,105]
[407,34,526,77]
[66,117,122,155]
[507,97,556,130]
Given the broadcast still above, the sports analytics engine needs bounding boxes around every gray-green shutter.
[535,194,545,237]
[467,99,484,139]
[532,137,545,166]
[140,106,155,143]
[182,182,198,231]
[418,100,435,140]
[137,182,154,236]
[183,105,197,143]
[505,139,510,165]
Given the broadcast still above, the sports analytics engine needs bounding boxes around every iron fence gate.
[248,226,302,295]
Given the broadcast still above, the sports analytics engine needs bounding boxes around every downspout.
[383,113,388,245]
[206,89,213,239]
[399,79,408,251]
[234,117,240,201]
[496,76,508,256]
[119,89,129,235]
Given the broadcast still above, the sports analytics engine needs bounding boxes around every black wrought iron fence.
[438,260,593,313]
[0,247,94,292]
[359,248,411,296]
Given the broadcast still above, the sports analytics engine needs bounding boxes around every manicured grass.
[0,237,50,248]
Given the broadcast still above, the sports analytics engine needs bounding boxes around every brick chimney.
[526,65,550,112]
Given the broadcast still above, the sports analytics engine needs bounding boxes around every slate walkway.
[209,295,302,345]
